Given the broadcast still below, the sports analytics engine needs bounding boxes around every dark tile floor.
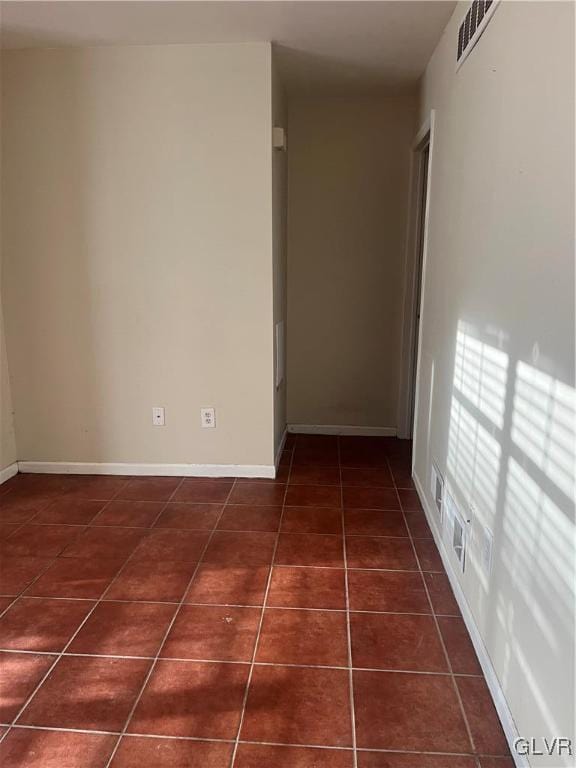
[0,435,512,767]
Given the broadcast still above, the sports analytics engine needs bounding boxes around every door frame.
[396,110,435,443]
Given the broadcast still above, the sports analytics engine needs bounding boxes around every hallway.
[0,435,511,767]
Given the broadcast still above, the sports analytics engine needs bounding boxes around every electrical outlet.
[201,407,216,428]
[152,407,165,426]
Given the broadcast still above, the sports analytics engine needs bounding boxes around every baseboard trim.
[17,461,276,479]
[0,462,18,485]
[412,471,526,768]
[287,424,397,437]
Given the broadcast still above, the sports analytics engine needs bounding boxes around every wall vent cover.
[445,491,468,573]
[457,0,500,69]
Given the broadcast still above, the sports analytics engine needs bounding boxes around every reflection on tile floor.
[0,435,511,767]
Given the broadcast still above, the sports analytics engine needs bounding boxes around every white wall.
[287,94,416,430]
[415,2,575,764]
[2,43,276,470]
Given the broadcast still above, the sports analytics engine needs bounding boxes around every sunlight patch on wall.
[454,321,509,429]
[512,361,575,502]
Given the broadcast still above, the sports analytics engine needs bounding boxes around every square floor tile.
[0,556,54,596]
[413,539,443,572]
[343,488,399,510]
[285,485,341,508]
[131,529,210,562]
[275,534,344,567]
[0,524,20,540]
[289,466,340,486]
[217,504,282,532]
[404,511,433,539]
[3,525,86,558]
[235,744,354,767]
[68,601,175,657]
[478,759,515,768]
[0,728,117,768]
[341,467,394,488]
[267,566,346,609]
[346,536,417,570]
[64,476,130,500]
[350,612,447,671]
[398,489,423,511]
[203,531,276,566]
[348,571,430,613]
[437,616,482,675]
[0,495,47,524]
[240,665,352,746]
[389,468,415,490]
[25,557,125,599]
[128,659,249,738]
[92,500,164,528]
[256,608,348,666]
[173,479,234,504]
[18,655,151,731]
[282,506,342,535]
[105,560,197,602]
[456,676,510,755]
[292,443,339,468]
[344,510,408,538]
[0,597,94,652]
[0,651,56,721]
[423,573,460,615]
[62,527,145,560]
[33,499,105,525]
[228,483,286,506]
[119,477,182,502]
[353,669,471,752]
[358,752,476,767]
[154,503,222,530]
[110,735,233,767]
[185,564,269,606]
[162,604,260,661]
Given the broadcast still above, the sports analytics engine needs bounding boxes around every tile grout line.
[4,722,490,759]
[100,476,237,768]
[228,439,296,768]
[0,646,487,675]
[339,436,359,768]
[387,456,479,758]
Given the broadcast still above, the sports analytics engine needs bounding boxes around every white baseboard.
[275,428,287,472]
[412,471,526,768]
[288,424,397,437]
[17,461,276,479]
[0,462,18,485]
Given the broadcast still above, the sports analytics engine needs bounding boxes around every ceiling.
[0,1,456,92]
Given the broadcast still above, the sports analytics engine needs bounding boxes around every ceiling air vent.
[457,0,500,69]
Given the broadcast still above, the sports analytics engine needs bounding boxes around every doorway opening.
[397,113,434,442]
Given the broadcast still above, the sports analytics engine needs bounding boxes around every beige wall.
[272,62,287,456]
[415,2,575,763]
[2,43,276,468]
[287,94,416,429]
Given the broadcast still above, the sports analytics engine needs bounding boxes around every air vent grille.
[457,0,499,68]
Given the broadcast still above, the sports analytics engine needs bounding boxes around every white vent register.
[457,0,500,69]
